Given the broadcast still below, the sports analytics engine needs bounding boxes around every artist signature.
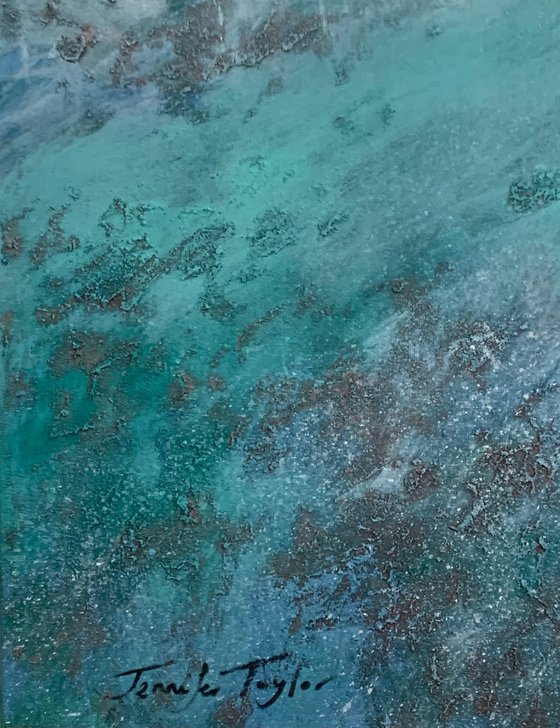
[104,652,335,709]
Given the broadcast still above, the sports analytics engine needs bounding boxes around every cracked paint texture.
[2,0,560,726]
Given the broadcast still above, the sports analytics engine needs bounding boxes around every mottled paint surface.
[2,1,560,726]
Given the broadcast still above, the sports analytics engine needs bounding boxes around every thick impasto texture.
[2,0,560,726]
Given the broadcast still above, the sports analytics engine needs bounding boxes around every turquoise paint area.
[2,0,560,726]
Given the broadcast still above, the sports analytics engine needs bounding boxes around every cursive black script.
[105,652,335,710]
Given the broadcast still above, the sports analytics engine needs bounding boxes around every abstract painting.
[2,1,560,726]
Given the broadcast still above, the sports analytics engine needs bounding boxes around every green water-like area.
[3,0,560,725]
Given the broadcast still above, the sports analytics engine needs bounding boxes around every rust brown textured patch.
[5,371,35,409]
[213,695,253,728]
[168,370,198,407]
[1,209,31,259]
[0,310,14,349]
